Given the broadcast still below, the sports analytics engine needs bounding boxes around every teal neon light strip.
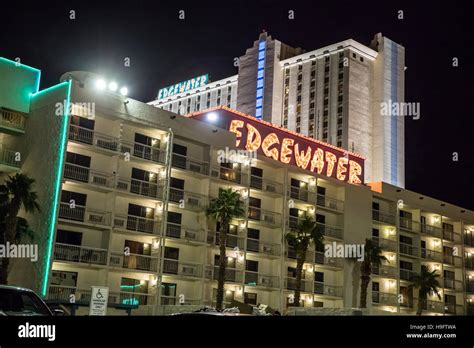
[36,80,72,297]
[0,57,41,93]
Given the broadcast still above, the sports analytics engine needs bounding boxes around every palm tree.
[206,188,244,310]
[285,215,324,307]
[359,238,387,308]
[0,173,40,284]
[410,267,441,315]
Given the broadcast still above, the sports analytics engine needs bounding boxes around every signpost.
[89,286,109,316]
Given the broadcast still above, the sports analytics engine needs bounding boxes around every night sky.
[2,0,473,210]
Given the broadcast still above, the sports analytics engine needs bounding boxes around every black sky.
[1,0,473,210]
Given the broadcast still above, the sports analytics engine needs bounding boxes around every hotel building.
[1,58,473,316]
[149,32,405,188]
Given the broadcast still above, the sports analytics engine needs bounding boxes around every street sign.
[89,286,109,316]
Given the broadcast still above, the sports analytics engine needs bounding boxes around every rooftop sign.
[189,108,365,185]
[157,74,208,100]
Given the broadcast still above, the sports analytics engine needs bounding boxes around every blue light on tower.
[255,40,266,119]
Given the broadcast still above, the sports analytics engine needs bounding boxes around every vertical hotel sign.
[192,110,365,185]
[157,74,209,100]
[255,40,266,119]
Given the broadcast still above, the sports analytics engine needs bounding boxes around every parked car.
[0,285,63,316]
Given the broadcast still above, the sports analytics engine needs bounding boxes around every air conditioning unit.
[329,201,337,210]
[264,215,274,223]
[184,230,197,240]
[187,197,200,206]
[211,169,220,178]
[182,266,195,276]
[189,163,201,173]
[92,175,107,186]
[263,246,272,253]
[266,184,276,193]
[88,214,103,224]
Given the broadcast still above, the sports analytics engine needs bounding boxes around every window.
[244,292,257,305]
[325,56,330,62]
[352,53,356,58]
[56,229,82,245]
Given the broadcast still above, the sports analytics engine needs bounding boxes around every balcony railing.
[372,209,396,225]
[420,224,443,238]
[245,271,279,289]
[171,153,209,175]
[443,254,463,267]
[117,177,163,200]
[466,280,474,293]
[316,194,344,212]
[206,266,244,283]
[313,282,343,297]
[372,236,397,252]
[64,163,114,187]
[442,278,463,291]
[288,185,310,202]
[0,109,26,132]
[54,243,108,265]
[399,242,418,257]
[372,265,398,279]
[421,248,444,263]
[424,300,444,313]
[246,238,281,257]
[120,140,165,164]
[163,259,203,278]
[169,188,207,209]
[113,214,161,235]
[250,176,283,195]
[248,207,282,226]
[442,229,462,243]
[109,251,159,272]
[286,247,314,263]
[58,203,111,226]
[0,148,20,169]
[207,231,245,250]
[399,217,420,232]
[166,223,205,243]
[400,269,417,281]
[284,277,313,292]
[444,303,464,315]
[314,252,344,268]
[69,124,120,152]
[465,258,474,269]
[372,291,398,306]
[316,222,343,240]
[210,166,247,185]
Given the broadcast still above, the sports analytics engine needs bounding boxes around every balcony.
[286,247,314,263]
[421,248,443,263]
[399,242,418,257]
[313,282,343,297]
[420,224,443,238]
[169,188,207,210]
[464,233,474,247]
[400,269,417,281]
[162,259,203,279]
[442,229,462,243]
[444,303,464,315]
[171,153,209,175]
[314,251,344,268]
[0,108,26,134]
[443,254,462,267]
[372,209,396,225]
[316,194,344,212]
[64,163,114,188]
[210,166,247,185]
[120,140,165,164]
[245,271,280,289]
[399,217,420,232]
[372,291,398,306]
[284,277,312,293]
[166,223,205,243]
[443,278,463,291]
[0,147,20,172]
[109,252,159,272]
[372,236,397,252]
[207,231,245,250]
[288,185,310,202]
[316,222,343,240]
[423,300,444,314]
[69,124,120,153]
[58,203,111,227]
[466,280,474,293]
[117,177,164,200]
[466,258,474,269]
[113,214,161,235]
[206,266,244,283]
[372,265,398,279]
[250,176,283,196]
[54,243,108,265]
[246,238,281,257]
[248,207,282,227]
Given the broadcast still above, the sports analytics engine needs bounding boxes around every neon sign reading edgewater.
[157,74,209,100]
[190,108,365,185]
